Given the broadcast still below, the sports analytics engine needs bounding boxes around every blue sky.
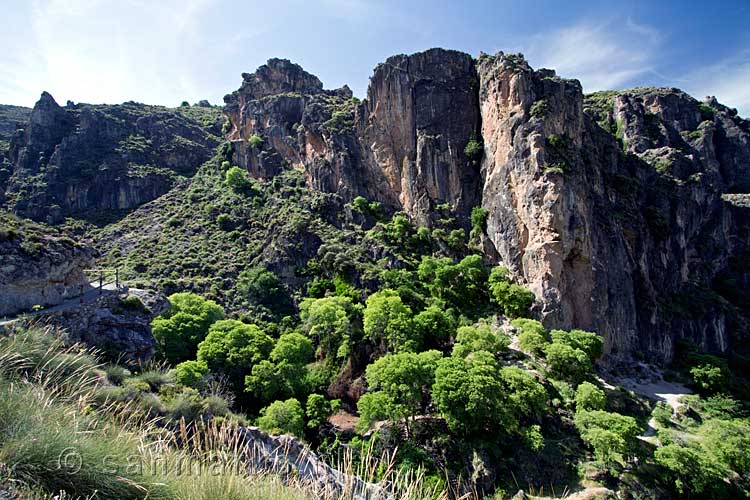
[1,0,749,115]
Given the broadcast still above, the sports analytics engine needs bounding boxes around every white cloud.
[522,19,663,91]
[682,52,750,118]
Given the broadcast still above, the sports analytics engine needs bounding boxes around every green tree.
[271,333,314,365]
[173,359,209,388]
[512,318,549,356]
[499,366,548,424]
[700,418,750,475]
[654,444,727,497]
[574,410,641,463]
[464,138,483,163]
[690,363,728,395]
[432,351,511,436]
[417,255,488,311]
[575,381,607,412]
[470,206,489,236]
[225,166,251,192]
[488,267,534,318]
[197,319,273,386]
[413,305,455,349]
[299,295,359,359]
[257,398,304,437]
[363,290,415,352]
[452,324,509,358]
[550,329,603,361]
[237,266,290,315]
[306,394,341,429]
[152,293,225,364]
[357,350,442,433]
[544,342,592,383]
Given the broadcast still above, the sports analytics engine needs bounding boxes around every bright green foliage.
[237,266,290,314]
[356,392,392,431]
[452,324,510,358]
[652,401,673,426]
[225,166,251,192]
[257,398,304,437]
[152,293,225,364]
[499,366,548,421]
[386,214,412,243]
[300,295,359,359]
[433,352,506,435]
[550,329,603,361]
[413,305,456,348]
[512,318,549,356]
[197,319,273,382]
[418,255,488,311]
[523,424,545,451]
[690,363,729,395]
[358,350,442,431]
[544,342,592,383]
[575,382,607,412]
[654,444,727,497]
[350,196,370,214]
[363,290,415,352]
[174,359,209,388]
[700,418,750,475]
[306,394,341,429]
[470,206,489,235]
[464,138,483,163]
[488,266,534,318]
[271,333,314,365]
[574,410,640,463]
[248,134,264,148]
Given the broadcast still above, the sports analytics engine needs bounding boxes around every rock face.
[45,288,168,364]
[4,93,220,223]
[225,50,750,362]
[0,212,93,316]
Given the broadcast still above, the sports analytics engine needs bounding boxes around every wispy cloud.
[681,51,750,117]
[523,19,663,91]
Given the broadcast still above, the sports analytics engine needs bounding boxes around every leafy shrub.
[363,289,415,352]
[225,166,251,192]
[654,443,727,497]
[174,359,209,388]
[652,401,673,427]
[248,134,264,148]
[452,324,509,358]
[690,363,729,395]
[529,99,548,119]
[257,398,304,437]
[698,103,716,121]
[470,206,489,236]
[512,318,549,355]
[550,329,603,361]
[575,410,640,464]
[575,381,606,411]
[464,138,483,163]
[488,266,534,318]
[120,294,146,311]
[306,393,341,429]
[544,342,592,383]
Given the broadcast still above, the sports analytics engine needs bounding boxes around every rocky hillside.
[2,93,221,223]
[3,48,750,364]
[222,49,750,362]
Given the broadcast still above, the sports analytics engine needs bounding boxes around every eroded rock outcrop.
[5,93,220,223]
[0,212,92,316]
[45,289,168,364]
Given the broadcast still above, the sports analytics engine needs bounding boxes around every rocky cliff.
[224,50,750,362]
[3,93,220,223]
[0,211,93,316]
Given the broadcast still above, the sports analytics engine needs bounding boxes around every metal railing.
[83,268,123,295]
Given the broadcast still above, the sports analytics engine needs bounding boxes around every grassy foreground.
[0,327,446,500]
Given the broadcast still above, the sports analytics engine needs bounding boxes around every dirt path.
[618,377,692,440]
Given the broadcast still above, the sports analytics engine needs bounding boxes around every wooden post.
[116,268,119,288]
[99,270,103,295]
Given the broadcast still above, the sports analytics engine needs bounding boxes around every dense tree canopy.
[152,293,225,364]
[363,290,415,352]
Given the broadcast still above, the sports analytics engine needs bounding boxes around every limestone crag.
[4,93,219,223]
